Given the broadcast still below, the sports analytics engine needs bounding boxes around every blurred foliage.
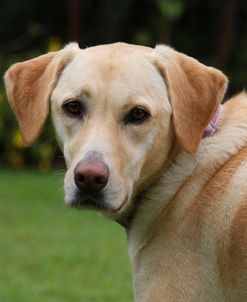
[0,38,62,171]
[0,0,247,170]
[155,0,185,20]
[0,98,58,171]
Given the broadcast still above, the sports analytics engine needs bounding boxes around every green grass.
[0,170,133,302]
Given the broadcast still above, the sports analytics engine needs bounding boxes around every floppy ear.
[4,44,78,145]
[154,45,228,154]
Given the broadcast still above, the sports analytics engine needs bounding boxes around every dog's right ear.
[4,43,79,145]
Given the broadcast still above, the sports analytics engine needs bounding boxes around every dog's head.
[4,43,227,219]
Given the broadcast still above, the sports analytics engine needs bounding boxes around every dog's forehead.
[74,45,152,78]
[53,43,167,104]
[51,43,167,112]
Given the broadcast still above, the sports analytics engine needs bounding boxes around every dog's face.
[50,44,173,216]
[4,43,227,219]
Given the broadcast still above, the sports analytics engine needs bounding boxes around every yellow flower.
[47,37,62,52]
[39,144,54,159]
[9,152,24,168]
[39,159,51,172]
[12,130,26,148]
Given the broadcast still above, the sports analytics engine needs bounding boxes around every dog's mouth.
[69,190,108,211]
[68,190,130,217]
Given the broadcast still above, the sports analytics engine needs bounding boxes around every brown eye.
[125,107,150,124]
[63,100,83,117]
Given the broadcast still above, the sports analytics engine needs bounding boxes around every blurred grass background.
[1,0,247,301]
[0,170,132,301]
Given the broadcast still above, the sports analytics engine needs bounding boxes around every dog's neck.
[116,105,223,230]
[126,95,247,262]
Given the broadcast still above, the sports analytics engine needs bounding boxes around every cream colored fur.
[4,43,247,301]
[129,94,247,301]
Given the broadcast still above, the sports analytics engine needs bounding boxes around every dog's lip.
[108,195,129,215]
[68,193,129,216]
[69,197,107,210]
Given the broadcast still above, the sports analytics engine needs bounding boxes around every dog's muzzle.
[72,158,109,209]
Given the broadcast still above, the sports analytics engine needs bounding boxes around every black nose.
[74,160,109,192]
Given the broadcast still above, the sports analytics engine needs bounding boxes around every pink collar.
[203,105,222,138]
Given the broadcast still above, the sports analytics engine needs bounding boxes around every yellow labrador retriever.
[4,42,247,301]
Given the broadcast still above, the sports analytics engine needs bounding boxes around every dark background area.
[0,0,247,170]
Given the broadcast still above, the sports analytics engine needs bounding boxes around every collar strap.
[203,105,222,138]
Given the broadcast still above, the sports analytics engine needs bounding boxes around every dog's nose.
[74,160,109,192]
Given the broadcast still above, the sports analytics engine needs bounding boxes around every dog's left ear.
[4,43,79,145]
[154,45,228,154]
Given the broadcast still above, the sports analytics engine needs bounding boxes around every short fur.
[4,42,247,301]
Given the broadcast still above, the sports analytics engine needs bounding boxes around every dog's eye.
[63,100,83,117]
[125,107,150,124]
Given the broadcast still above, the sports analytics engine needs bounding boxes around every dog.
[4,42,247,301]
